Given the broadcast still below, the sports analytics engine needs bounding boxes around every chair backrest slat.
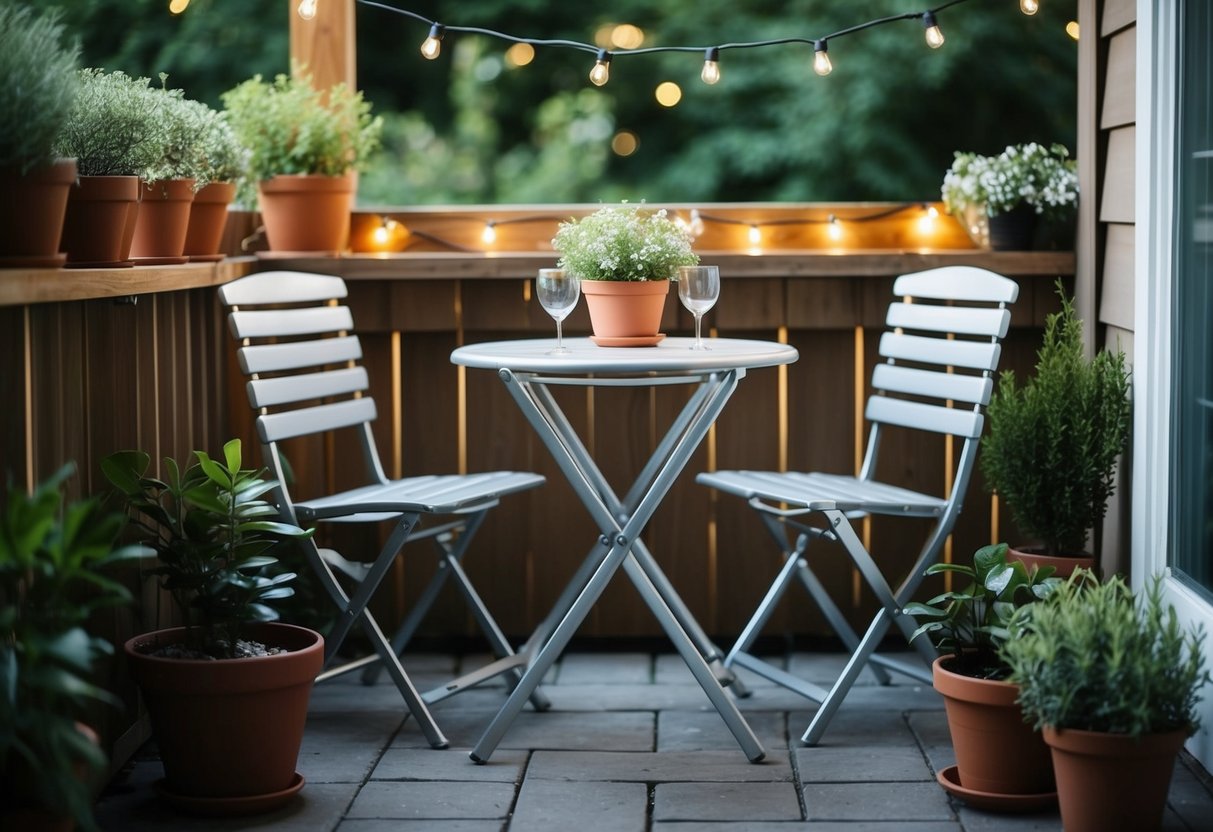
[247,367,370,408]
[229,306,354,340]
[217,271,347,305]
[892,266,1020,303]
[878,331,1002,371]
[865,396,984,438]
[886,302,1011,338]
[238,336,363,374]
[870,364,993,405]
[257,397,378,443]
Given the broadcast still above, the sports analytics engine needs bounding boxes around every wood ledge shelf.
[0,250,1072,306]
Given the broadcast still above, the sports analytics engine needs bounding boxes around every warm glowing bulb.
[701,47,721,85]
[689,209,705,238]
[421,24,444,60]
[813,41,832,77]
[1020,0,1039,15]
[373,224,390,246]
[827,216,843,242]
[482,223,497,245]
[1066,21,1080,40]
[297,0,316,20]
[169,0,190,14]
[923,13,945,49]
[748,224,761,245]
[590,51,611,86]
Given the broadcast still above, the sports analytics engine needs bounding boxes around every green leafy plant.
[942,142,1078,219]
[102,439,312,659]
[981,281,1131,556]
[1003,572,1210,737]
[192,101,248,188]
[0,2,79,174]
[552,202,699,281]
[221,66,382,203]
[0,464,142,831]
[142,76,207,184]
[53,68,165,178]
[905,542,1061,680]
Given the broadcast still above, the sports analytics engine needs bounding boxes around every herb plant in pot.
[102,439,322,814]
[0,3,79,268]
[182,102,247,262]
[551,203,699,346]
[221,68,382,252]
[981,282,1131,576]
[1,464,142,832]
[905,542,1062,809]
[1002,573,1210,832]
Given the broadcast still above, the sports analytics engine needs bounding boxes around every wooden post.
[289,0,356,92]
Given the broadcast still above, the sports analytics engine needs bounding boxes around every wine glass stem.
[556,319,563,350]
[694,313,703,348]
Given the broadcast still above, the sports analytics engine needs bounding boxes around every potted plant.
[980,282,1131,576]
[221,67,382,252]
[101,439,323,814]
[941,142,1078,249]
[904,542,1062,808]
[0,3,79,268]
[551,202,699,345]
[1,464,141,832]
[53,69,165,267]
[1002,572,1211,832]
[182,101,247,262]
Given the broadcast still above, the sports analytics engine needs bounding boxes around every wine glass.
[677,265,720,350]
[536,268,580,355]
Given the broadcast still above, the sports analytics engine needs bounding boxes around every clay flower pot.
[61,175,141,268]
[183,181,237,262]
[581,279,670,346]
[131,178,196,265]
[1007,546,1095,579]
[0,158,77,268]
[257,174,353,252]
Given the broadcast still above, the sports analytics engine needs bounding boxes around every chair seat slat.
[871,364,993,405]
[865,396,984,438]
[879,332,1001,371]
[247,367,370,408]
[238,336,363,374]
[257,397,378,443]
[886,303,1011,338]
[697,470,945,514]
[218,271,347,305]
[297,471,546,516]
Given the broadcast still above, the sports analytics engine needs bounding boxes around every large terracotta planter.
[581,279,670,345]
[0,158,77,268]
[131,178,196,264]
[932,656,1054,797]
[1044,726,1186,832]
[257,174,353,252]
[61,175,141,268]
[183,181,236,262]
[125,622,323,813]
[1008,546,1095,579]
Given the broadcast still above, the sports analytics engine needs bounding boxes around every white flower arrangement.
[552,202,698,281]
[942,143,1078,218]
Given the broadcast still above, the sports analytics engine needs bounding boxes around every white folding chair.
[698,266,1018,745]
[218,271,547,749]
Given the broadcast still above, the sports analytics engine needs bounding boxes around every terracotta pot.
[125,622,323,811]
[0,158,77,268]
[932,656,1054,796]
[1044,726,1186,832]
[257,174,353,252]
[581,279,670,342]
[183,181,236,262]
[131,178,196,264]
[1007,546,1095,579]
[61,175,141,268]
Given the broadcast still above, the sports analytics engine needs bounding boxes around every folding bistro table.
[450,336,799,763]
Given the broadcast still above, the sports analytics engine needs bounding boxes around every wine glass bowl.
[536,268,580,354]
[677,265,720,350]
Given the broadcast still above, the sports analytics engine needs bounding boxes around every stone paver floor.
[95,651,1213,831]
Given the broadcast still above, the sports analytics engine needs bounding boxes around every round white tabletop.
[451,337,799,375]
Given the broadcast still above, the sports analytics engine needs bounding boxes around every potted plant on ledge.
[102,439,321,815]
[551,202,699,346]
[905,542,1062,811]
[980,282,1131,576]
[221,66,382,253]
[1002,572,1210,832]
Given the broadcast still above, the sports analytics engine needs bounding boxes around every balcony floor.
[96,650,1213,831]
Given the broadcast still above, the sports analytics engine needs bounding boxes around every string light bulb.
[481,221,497,245]
[589,49,612,86]
[748,224,762,245]
[689,209,705,238]
[701,47,721,85]
[922,12,945,48]
[1020,0,1040,15]
[297,0,317,20]
[918,205,939,234]
[421,24,445,60]
[827,214,843,242]
[813,40,833,77]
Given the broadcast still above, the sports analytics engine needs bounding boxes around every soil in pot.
[0,159,77,268]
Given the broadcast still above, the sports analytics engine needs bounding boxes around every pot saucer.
[937,765,1057,813]
[0,253,67,268]
[64,259,134,269]
[131,255,190,266]
[154,772,304,816]
[187,253,226,263]
[590,333,666,348]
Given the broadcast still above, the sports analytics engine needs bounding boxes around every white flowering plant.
[942,143,1078,219]
[552,202,698,281]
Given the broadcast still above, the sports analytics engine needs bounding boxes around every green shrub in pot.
[54,68,165,178]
